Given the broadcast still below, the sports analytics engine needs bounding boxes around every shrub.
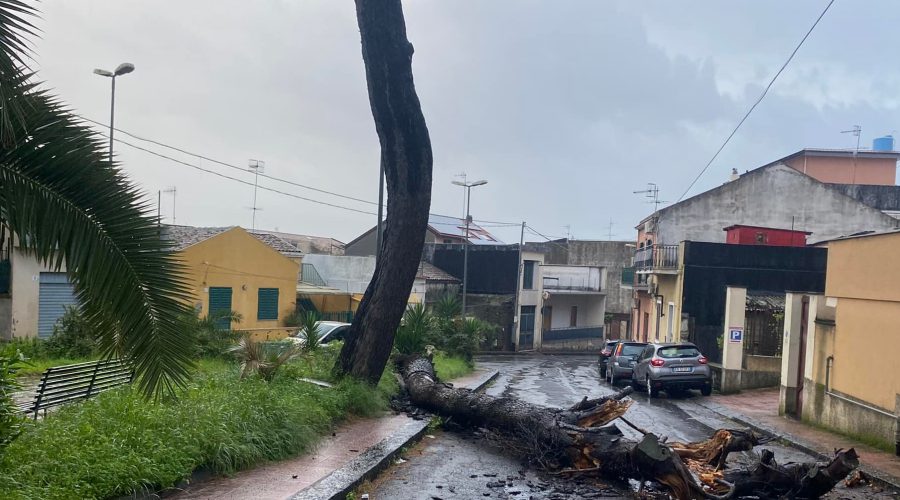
[433,352,473,380]
[44,307,96,359]
[0,350,25,451]
[185,310,242,358]
[444,317,489,361]
[394,303,434,355]
[283,310,305,328]
[229,336,302,381]
[432,293,460,320]
[298,311,322,352]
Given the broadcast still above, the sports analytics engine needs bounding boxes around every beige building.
[780,230,900,454]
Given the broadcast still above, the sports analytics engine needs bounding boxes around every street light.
[93,62,135,158]
[452,179,488,318]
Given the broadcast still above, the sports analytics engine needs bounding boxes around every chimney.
[729,168,739,182]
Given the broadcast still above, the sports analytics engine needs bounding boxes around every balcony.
[541,265,603,293]
[633,244,679,273]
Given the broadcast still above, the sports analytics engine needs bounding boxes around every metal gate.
[38,272,77,338]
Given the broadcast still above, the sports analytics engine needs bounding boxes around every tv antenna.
[453,172,467,220]
[841,125,861,153]
[248,159,265,230]
[633,183,668,212]
[607,219,615,240]
[162,186,177,224]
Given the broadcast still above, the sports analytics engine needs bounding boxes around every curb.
[696,400,900,493]
[290,369,500,500]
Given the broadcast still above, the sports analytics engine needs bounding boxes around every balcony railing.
[633,244,678,271]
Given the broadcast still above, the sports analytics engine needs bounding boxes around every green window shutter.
[258,288,279,321]
[208,287,233,330]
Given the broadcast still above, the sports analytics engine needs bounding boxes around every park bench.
[17,358,134,419]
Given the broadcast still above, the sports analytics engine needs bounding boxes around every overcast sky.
[33,1,900,244]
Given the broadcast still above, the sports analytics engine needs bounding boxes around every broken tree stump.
[399,355,859,499]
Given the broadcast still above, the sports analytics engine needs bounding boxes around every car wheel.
[701,384,712,396]
[646,377,659,398]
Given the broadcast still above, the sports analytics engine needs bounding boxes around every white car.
[288,321,351,345]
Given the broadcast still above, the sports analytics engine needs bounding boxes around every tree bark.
[334,0,433,383]
[401,355,858,499]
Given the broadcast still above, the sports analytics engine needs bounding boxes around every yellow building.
[780,230,900,452]
[165,226,302,340]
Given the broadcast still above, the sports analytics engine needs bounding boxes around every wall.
[526,240,634,315]
[467,293,514,351]
[784,154,896,186]
[180,228,299,330]
[345,227,438,256]
[6,248,61,339]
[544,294,605,329]
[302,254,425,300]
[426,244,519,294]
[655,164,898,245]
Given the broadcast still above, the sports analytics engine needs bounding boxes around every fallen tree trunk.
[401,356,858,499]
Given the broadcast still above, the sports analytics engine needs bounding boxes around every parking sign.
[729,327,743,343]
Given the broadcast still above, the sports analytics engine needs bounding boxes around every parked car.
[632,342,712,397]
[288,321,351,345]
[606,341,647,385]
[598,340,619,378]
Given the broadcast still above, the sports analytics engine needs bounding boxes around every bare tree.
[334,0,433,383]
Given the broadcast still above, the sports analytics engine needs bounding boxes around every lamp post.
[452,179,487,318]
[93,63,135,159]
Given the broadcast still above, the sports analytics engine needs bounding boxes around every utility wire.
[673,0,835,204]
[108,134,380,216]
[85,116,519,227]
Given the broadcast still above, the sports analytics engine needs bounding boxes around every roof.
[812,227,900,245]
[161,225,303,257]
[426,214,502,245]
[344,214,503,249]
[746,291,785,313]
[825,183,900,212]
[256,230,345,255]
[771,148,900,163]
[416,261,460,283]
[722,224,812,235]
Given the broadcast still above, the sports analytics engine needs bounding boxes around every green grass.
[0,345,397,500]
[801,416,895,453]
[433,353,473,380]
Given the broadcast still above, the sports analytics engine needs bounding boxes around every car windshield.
[657,346,701,358]
[620,344,644,357]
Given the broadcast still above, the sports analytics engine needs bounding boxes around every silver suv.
[631,343,712,397]
[605,341,647,386]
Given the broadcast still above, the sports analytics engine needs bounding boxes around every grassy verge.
[0,346,397,500]
[433,353,473,380]
[17,356,94,377]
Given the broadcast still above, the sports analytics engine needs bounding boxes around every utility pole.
[248,159,265,230]
[512,221,525,350]
[452,178,488,318]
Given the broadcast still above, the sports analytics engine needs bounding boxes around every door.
[666,303,675,342]
[38,272,77,338]
[208,287,234,330]
[795,295,810,418]
[519,305,536,350]
[542,306,552,334]
[642,312,650,342]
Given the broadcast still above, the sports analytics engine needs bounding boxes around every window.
[208,287,233,330]
[257,288,279,321]
[520,305,536,334]
[523,261,535,289]
[443,239,452,244]
[755,232,767,244]
[570,306,578,327]
[657,345,701,358]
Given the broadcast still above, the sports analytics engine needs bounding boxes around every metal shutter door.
[208,287,233,330]
[38,272,77,338]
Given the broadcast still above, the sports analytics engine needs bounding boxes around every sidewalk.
[170,367,498,500]
[698,387,900,488]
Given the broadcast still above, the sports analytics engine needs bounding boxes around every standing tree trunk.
[334,0,433,383]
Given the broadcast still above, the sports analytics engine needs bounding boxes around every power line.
[674,0,835,204]
[108,134,380,216]
[84,116,521,227]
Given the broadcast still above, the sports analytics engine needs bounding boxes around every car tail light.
[650,358,665,367]
[601,349,611,356]
[698,356,708,365]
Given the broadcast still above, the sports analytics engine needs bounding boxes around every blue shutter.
[38,272,78,338]
[208,287,233,330]
[257,288,279,321]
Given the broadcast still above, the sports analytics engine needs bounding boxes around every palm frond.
[0,1,195,398]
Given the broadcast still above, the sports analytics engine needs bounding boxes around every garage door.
[38,272,77,338]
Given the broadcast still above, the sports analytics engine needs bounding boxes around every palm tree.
[0,1,194,398]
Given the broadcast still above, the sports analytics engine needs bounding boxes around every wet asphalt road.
[368,355,893,499]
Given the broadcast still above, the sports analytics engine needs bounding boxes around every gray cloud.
[32,0,900,243]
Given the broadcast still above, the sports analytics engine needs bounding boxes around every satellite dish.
[542,291,550,300]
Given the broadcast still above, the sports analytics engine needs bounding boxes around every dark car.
[598,340,619,378]
[605,341,647,385]
[632,342,713,397]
